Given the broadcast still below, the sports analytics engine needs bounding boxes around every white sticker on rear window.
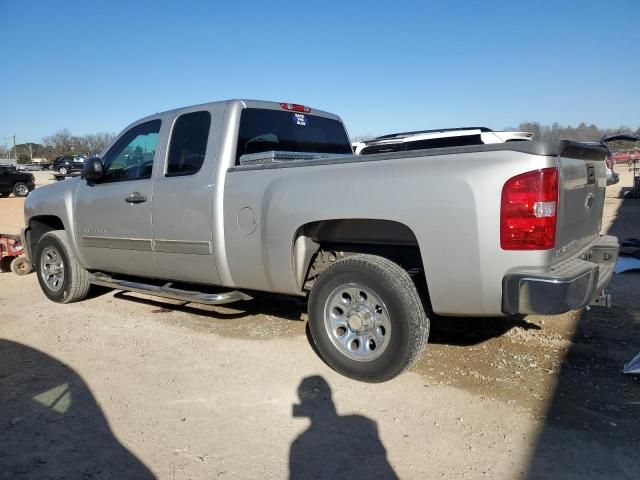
[293,113,307,126]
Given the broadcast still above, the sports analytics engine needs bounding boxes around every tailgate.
[553,143,608,264]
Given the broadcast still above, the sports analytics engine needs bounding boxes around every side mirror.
[82,157,104,181]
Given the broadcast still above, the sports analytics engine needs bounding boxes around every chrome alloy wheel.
[323,283,391,362]
[41,246,65,292]
[15,184,28,196]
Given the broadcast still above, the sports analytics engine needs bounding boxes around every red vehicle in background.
[611,149,640,165]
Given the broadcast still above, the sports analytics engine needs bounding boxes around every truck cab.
[25,100,353,285]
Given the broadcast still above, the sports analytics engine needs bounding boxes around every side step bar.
[89,273,252,306]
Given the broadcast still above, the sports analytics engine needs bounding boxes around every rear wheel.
[35,231,90,303]
[308,254,429,382]
[13,182,29,197]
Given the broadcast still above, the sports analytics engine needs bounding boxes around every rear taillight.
[280,102,311,113]
[500,168,558,250]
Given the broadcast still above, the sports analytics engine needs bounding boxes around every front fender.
[24,179,88,268]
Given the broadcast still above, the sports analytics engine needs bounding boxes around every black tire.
[12,182,29,197]
[35,231,91,303]
[58,166,68,175]
[10,256,32,275]
[308,254,429,382]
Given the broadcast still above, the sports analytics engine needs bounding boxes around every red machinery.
[0,233,32,275]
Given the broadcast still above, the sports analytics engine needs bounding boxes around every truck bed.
[224,140,608,316]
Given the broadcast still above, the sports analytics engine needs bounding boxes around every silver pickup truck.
[23,99,618,382]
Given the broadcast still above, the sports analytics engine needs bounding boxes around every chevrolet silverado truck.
[23,99,618,382]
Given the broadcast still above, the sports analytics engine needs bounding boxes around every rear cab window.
[235,109,352,165]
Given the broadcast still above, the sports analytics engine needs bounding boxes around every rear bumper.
[502,235,619,315]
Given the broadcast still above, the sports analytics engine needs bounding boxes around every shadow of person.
[0,339,154,479]
[289,376,398,480]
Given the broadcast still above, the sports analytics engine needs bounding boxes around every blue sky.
[1,0,639,144]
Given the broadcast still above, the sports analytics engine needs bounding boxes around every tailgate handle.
[586,165,596,185]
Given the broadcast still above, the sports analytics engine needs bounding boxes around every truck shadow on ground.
[0,339,154,480]
[113,290,307,322]
[289,375,398,480]
[524,189,640,479]
[114,291,539,347]
[428,314,540,346]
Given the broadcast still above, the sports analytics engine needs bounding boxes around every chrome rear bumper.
[502,235,619,315]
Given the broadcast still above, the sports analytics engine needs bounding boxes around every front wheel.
[308,254,429,383]
[35,231,91,303]
[13,182,29,197]
[58,166,68,175]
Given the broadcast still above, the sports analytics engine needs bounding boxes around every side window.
[101,120,161,182]
[402,135,483,151]
[166,111,211,176]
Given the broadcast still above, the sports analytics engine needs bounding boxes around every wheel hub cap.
[347,306,375,334]
[41,246,64,292]
[323,283,391,362]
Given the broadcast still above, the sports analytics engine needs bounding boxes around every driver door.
[74,119,164,278]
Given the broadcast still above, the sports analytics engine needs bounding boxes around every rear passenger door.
[151,109,221,284]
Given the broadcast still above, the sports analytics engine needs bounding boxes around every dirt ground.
[0,169,638,479]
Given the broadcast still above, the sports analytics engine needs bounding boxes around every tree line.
[1,130,116,163]
[3,122,639,164]
[517,122,640,149]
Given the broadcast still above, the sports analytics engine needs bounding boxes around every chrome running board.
[89,273,252,305]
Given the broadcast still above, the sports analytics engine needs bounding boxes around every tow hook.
[588,290,612,308]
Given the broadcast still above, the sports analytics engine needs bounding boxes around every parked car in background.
[52,155,87,174]
[19,163,45,171]
[352,127,533,155]
[0,165,36,197]
[356,128,621,187]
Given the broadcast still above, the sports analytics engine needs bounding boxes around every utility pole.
[12,135,17,164]
[29,143,33,161]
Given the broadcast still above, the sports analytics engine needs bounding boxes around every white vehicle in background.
[352,127,533,155]
[353,128,619,187]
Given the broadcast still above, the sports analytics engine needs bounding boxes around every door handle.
[125,192,147,204]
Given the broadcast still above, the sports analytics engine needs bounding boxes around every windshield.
[236,108,352,164]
